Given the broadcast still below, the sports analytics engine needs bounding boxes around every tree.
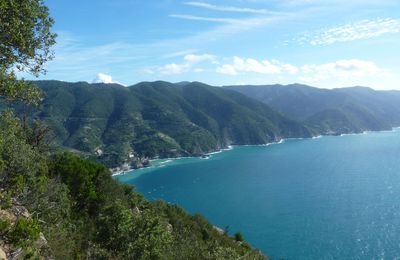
[0,0,56,74]
[0,0,56,105]
[0,0,56,200]
[0,0,56,176]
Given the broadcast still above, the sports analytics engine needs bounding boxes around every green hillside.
[225,84,400,134]
[28,80,312,168]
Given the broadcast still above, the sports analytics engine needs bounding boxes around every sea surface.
[115,129,400,259]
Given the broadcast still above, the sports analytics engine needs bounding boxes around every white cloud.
[169,14,244,24]
[216,56,298,75]
[169,12,287,26]
[300,18,400,45]
[162,49,199,59]
[216,57,388,87]
[299,59,382,82]
[216,64,238,75]
[93,73,115,84]
[184,54,217,63]
[158,63,189,75]
[193,68,205,73]
[150,53,217,75]
[92,73,125,85]
[185,1,271,14]
[282,64,299,74]
[141,68,155,75]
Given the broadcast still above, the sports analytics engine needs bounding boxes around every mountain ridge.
[8,80,397,170]
[26,80,312,169]
[225,83,400,134]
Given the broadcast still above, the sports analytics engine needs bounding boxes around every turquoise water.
[115,129,400,259]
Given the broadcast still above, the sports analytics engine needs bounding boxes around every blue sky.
[33,0,400,89]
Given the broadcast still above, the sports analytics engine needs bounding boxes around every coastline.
[111,145,235,176]
[111,138,300,176]
[112,126,400,177]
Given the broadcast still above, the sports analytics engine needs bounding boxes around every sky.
[29,0,400,89]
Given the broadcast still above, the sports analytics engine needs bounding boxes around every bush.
[9,218,41,247]
[235,232,244,242]
[0,191,13,209]
[0,219,11,234]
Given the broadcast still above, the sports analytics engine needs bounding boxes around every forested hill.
[30,80,312,168]
[225,84,400,134]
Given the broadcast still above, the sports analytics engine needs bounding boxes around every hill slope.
[30,81,312,168]
[225,84,400,134]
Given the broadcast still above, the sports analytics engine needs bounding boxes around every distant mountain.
[225,84,400,134]
[28,80,312,168]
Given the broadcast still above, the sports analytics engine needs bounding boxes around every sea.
[114,128,400,259]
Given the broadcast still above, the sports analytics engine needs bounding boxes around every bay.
[115,129,400,259]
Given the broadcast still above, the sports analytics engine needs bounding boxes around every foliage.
[0,219,11,234]
[0,0,55,109]
[96,200,172,259]
[0,110,48,197]
[0,216,41,259]
[0,69,44,106]
[35,152,266,259]
[235,232,244,242]
[0,0,56,75]
[0,190,13,209]
[8,218,41,246]
[50,153,106,213]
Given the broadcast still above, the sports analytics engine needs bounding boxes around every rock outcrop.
[0,247,6,260]
[0,205,52,260]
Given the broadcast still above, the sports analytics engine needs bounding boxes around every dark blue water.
[115,129,400,259]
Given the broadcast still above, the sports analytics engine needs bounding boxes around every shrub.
[9,218,41,247]
[235,232,244,242]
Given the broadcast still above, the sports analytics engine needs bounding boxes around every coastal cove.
[115,128,400,259]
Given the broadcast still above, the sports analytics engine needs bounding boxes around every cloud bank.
[216,57,298,75]
[149,54,387,88]
[92,73,125,85]
[299,59,382,82]
[147,54,217,75]
[217,57,384,82]
[185,2,270,14]
[300,18,400,45]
